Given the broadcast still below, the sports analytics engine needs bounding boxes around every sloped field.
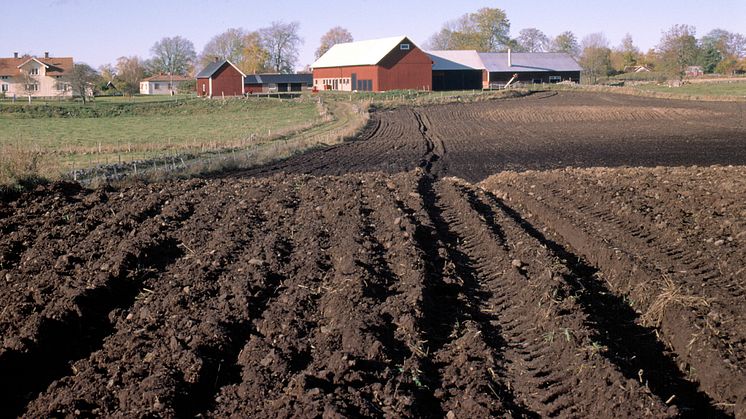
[2,91,745,417]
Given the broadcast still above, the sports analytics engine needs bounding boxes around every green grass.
[0,97,321,176]
[635,82,746,97]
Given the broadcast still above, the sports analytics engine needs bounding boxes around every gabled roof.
[142,74,193,82]
[0,56,73,76]
[245,73,312,84]
[428,50,485,71]
[479,52,582,72]
[312,35,415,69]
[196,60,246,78]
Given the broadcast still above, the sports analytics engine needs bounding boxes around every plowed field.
[2,91,745,417]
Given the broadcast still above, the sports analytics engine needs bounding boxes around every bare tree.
[150,36,196,76]
[115,56,145,96]
[580,33,612,84]
[199,28,248,68]
[517,28,549,52]
[315,26,353,59]
[66,63,99,103]
[261,21,303,73]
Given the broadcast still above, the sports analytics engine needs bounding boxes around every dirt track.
[2,91,746,417]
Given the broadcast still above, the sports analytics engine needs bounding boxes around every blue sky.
[2,0,745,70]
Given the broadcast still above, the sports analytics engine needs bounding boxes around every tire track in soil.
[492,181,745,415]
[435,178,674,417]
[0,183,203,418]
[409,175,537,417]
[472,186,727,417]
[22,180,275,417]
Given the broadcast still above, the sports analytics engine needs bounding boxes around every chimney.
[508,49,512,67]
[214,56,219,63]
[44,51,49,59]
[14,52,18,59]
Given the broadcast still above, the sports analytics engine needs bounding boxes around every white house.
[139,74,192,95]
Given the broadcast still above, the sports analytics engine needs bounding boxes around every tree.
[657,24,699,79]
[199,28,249,68]
[66,63,99,103]
[115,56,145,96]
[150,36,196,76]
[579,33,612,84]
[517,28,549,52]
[240,31,270,75]
[260,21,302,73]
[426,7,511,52]
[700,29,746,74]
[316,26,353,59]
[619,34,640,67]
[551,31,580,57]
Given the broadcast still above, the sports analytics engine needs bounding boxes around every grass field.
[635,81,746,97]
[0,97,322,180]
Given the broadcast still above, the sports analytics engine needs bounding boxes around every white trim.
[17,57,50,69]
[209,78,213,97]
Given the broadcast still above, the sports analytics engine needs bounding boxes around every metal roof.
[245,73,312,84]
[311,35,413,68]
[196,60,246,78]
[428,50,485,71]
[478,52,582,73]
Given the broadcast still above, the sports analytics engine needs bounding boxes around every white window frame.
[549,76,562,83]
[400,43,410,50]
[29,68,39,75]
[1,84,8,92]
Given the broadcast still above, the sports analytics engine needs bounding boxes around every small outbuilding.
[196,59,245,98]
[312,35,433,92]
[140,74,192,95]
[244,73,313,94]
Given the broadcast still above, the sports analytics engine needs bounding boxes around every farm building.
[140,74,192,95]
[312,36,433,92]
[245,73,312,94]
[478,51,581,88]
[196,59,245,98]
[428,50,485,91]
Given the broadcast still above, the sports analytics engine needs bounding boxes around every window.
[25,84,39,91]
[154,83,160,90]
[0,76,9,80]
[400,43,410,50]
[549,76,562,83]
[1,84,7,92]
[202,84,206,93]
[29,68,39,75]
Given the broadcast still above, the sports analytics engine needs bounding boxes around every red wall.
[312,39,433,92]
[377,43,432,91]
[210,63,244,97]
[197,79,209,97]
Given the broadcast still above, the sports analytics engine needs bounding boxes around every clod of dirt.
[511,259,524,269]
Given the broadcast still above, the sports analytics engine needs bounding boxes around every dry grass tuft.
[641,275,710,328]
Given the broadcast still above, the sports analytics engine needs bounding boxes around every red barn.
[196,59,245,97]
[312,36,432,92]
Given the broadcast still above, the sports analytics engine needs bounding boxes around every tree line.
[425,7,746,83]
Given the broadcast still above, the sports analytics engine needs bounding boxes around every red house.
[196,59,245,97]
[311,36,432,92]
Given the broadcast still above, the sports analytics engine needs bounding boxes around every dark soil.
[1,91,745,417]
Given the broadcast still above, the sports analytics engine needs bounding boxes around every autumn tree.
[66,63,99,103]
[260,21,303,73]
[550,31,580,57]
[700,29,746,74]
[426,7,511,52]
[657,24,699,79]
[316,27,353,59]
[516,28,549,52]
[579,33,612,84]
[115,56,145,96]
[199,28,271,75]
[150,36,196,76]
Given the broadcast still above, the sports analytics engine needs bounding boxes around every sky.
[2,0,745,70]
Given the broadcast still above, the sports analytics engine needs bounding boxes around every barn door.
[351,73,357,91]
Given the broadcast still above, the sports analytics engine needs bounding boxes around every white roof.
[428,50,485,70]
[312,35,413,68]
